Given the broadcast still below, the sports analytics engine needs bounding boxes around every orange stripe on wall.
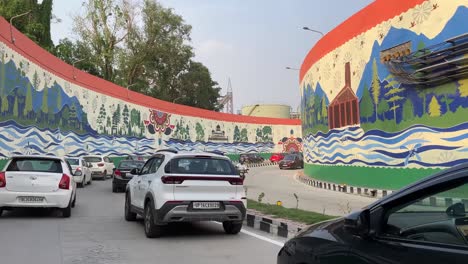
[0,17,300,126]
[299,0,426,83]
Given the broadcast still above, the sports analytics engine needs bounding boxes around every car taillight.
[0,172,6,188]
[114,169,122,177]
[97,163,105,167]
[59,174,70,190]
[161,176,184,184]
[229,177,243,185]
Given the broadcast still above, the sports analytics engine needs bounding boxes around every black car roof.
[369,162,468,209]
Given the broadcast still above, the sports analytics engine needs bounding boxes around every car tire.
[144,201,162,238]
[223,221,242,234]
[103,171,107,180]
[62,201,72,218]
[124,193,137,221]
[71,194,76,208]
[0,208,3,217]
[112,184,118,193]
[88,176,92,185]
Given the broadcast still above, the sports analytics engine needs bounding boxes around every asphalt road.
[0,179,284,264]
[245,166,377,216]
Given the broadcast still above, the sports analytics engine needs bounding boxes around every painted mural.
[0,18,301,161]
[301,0,468,189]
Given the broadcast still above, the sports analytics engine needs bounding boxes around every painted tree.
[359,84,373,122]
[384,74,405,123]
[32,71,40,90]
[41,87,48,115]
[0,96,8,115]
[195,122,205,141]
[56,88,62,112]
[61,106,70,127]
[459,79,468,97]
[112,104,121,134]
[240,128,248,142]
[435,82,457,113]
[233,126,241,142]
[122,105,129,133]
[402,98,414,121]
[13,96,18,117]
[320,96,328,124]
[97,104,106,132]
[106,116,112,134]
[370,58,381,120]
[69,102,77,128]
[262,126,272,141]
[24,83,33,118]
[377,100,389,120]
[428,96,441,117]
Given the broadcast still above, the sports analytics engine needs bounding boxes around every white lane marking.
[213,222,285,247]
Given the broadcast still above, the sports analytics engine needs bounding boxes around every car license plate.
[18,196,44,203]
[193,202,220,209]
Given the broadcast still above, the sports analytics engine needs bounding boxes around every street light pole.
[126,83,137,98]
[285,66,300,71]
[72,58,85,79]
[302,27,324,37]
[10,10,31,44]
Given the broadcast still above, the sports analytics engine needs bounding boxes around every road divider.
[243,209,306,239]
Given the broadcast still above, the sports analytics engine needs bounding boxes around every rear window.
[6,158,63,173]
[118,161,145,169]
[284,155,296,161]
[66,158,79,165]
[165,157,235,175]
[84,157,102,163]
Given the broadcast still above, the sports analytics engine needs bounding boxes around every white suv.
[83,155,115,179]
[124,150,246,238]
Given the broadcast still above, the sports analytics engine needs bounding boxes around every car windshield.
[167,157,235,175]
[6,158,63,173]
[119,161,145,169]
[65,158,79,165]
[84,157,102,163]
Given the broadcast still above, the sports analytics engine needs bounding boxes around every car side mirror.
[74,170,83,176]
[130,168,140,175]
[344,209,370,238]
[446,202,465,217]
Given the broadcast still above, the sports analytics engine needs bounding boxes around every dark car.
[278,163,468,263]
[112,160,146,192]
[239,153,264,164]
[278,154,303,169]
[124,155,150,161]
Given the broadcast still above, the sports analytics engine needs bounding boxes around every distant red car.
[269,153,285,163]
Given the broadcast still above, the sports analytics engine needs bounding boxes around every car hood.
[295,217,345,242]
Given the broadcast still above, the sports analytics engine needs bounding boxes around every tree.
[240,128,248,142]
[13,96,18,117]
[428,96,441,117]
[459,78,468,97]
[24,83,33,117]
[97,104,106,132]
[320,96,328,124]
[72,0,133,82]
[377,100,389,120]
[112,104,121,133]
[435,82,457,113]
[402,98,414,121]
[262,126,272,141]
[359,84,373,122]
[122,105,129,133]
[0,0,54,51]
[370,58,381,120]
[53,38,101,77]
[0,96,8,114]
[384,74,404,123]
[32,71,40,90]
[69,102,77,128]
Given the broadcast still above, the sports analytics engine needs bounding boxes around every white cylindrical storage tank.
[241,104,291,119]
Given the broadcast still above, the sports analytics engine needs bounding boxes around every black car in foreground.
[112,160,146,192]
[278,163,468,263]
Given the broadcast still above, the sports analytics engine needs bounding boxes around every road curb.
[246,162,277,168]
[296,174,393,199]
[243,210,305,239]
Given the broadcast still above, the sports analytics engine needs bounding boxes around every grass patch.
[247,199,337,225]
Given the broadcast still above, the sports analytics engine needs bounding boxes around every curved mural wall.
[301,0,468,189]
[0,17,301,165]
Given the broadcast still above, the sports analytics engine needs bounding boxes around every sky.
[51,0,373,113]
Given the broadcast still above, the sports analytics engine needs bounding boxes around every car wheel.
[88,176,92,185]
[62,201,72,218]
[124,193,137,221]
[112,184,118,193]
[223,221,242,234]
[0,208,3,217]
[71,194,76,208]
[103,171,107,180]
[144,201,162,238]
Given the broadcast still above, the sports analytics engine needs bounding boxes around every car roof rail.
[206,150,224,156]
[156,148,178,154]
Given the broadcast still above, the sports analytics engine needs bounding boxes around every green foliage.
[12,96,18,117]
[233,125,241,142]
[0,96,8,113]
[402,98,414,121]
[0,0,54,50]
[240,128,248,142]
[459,79,468,97]
[359,84,373,121]
[41,87,48,114]
[377,100,389,120]
[255,126,273,142]
[195,122,205,141]
[24,83,33,116]
[53,38,101,77]
[384,74,404,123]
[321,96,327,120]
[434,82,457,113]
[257,192,265,203]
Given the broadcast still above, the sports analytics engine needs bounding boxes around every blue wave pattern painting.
[0,121,156,158]
[165,138,275,154]
[304,123,468,168]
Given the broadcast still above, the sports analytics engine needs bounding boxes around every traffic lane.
[0,180,282,264]
[245,166,376,216]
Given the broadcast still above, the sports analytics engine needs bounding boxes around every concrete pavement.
[0,180,284,264]
[245,166,377,216]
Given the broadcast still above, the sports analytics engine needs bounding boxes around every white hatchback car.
[83,155,115,180]
[0,155,77,217]
[125,150,246,238]
[65,157,92,187]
